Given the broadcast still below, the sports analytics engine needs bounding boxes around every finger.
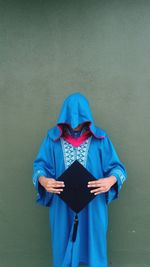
[48,180,64,185]
[49,184,65,188]
[90,187,106,193]
[56,181,65,185]
[47,187,64,193]
[94,188,110,194]
[46,183,57,188]
[55,181,65,186]
[52,187,64,193]
[88,179,105,185]
[88,183,103,188]
[88,180,100,184]
[47,182,65,187]
[94,190,106,195]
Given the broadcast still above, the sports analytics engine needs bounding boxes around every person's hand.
[87,176,117,195]
[38,176,65,194]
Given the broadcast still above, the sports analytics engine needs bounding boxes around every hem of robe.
[61,221,107,267]
[63,262,107,267]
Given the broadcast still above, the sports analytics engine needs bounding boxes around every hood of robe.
[48,92,106,141]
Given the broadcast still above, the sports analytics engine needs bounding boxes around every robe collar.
[60,124,92,147]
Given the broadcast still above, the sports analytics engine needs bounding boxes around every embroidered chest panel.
[60,136,92,169]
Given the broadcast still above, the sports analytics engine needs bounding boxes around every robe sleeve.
[101,134,128,204]
[32,131,55,207]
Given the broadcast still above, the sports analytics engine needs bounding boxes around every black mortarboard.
[57,160,97,242]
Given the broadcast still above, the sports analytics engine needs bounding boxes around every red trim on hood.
[88,122,105,139]
[62,127,92,147]
[53,121,105,142]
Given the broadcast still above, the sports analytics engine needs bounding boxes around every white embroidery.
[60,136,92,169]
[32,169,45,186]
[33,174,37,186]
[120,173,126,183]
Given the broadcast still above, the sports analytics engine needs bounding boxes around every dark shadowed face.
[72,122,89,131]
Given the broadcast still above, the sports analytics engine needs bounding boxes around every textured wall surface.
[0,0,150,266]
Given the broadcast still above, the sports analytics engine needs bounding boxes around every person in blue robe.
[32,92,127,267]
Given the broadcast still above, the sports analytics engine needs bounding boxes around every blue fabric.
[32,92,127,267]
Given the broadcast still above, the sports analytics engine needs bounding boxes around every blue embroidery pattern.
[60,136,92,169]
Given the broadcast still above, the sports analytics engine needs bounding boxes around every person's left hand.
[87,176,117,195]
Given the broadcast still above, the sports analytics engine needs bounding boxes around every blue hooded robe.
[32,92,127,267]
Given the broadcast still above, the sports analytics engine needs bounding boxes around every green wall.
[0,0,150,266]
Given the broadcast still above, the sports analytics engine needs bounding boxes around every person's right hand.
[38,176,65,194]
